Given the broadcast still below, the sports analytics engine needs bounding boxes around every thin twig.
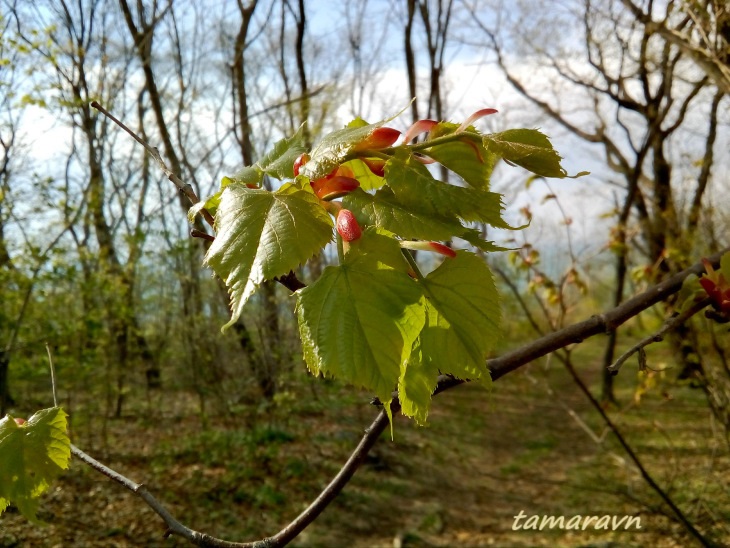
[563,355,714,547]
[90,101,215,229]
[45,343,58,408]
[608,297,712,374]
[91,101,307,295]
[191,229,215,243]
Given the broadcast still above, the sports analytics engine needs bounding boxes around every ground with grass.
[2,343,729,548]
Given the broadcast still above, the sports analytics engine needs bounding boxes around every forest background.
[0,0,729,546]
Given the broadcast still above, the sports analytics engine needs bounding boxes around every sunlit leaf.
[301,121,386,181]
[342,187,504,251]
[483,129,588,179]
[222,126,308,187]
[422,122,498,191]
[0,408,70,523]
[399,252,499,423]
[301,109,406,181]
[385,152,514,229]
[206,183,333,330]
[398,337,440,425]
[256,124,308,180]
[340,158,385,191]
[296,230,425,412]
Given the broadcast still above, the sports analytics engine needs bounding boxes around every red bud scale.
[336,209,362,242]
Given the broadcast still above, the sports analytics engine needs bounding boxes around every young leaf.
[421,122,499,191]
[0,408,70,523]
[206,183,333,330]
[483,129,588,179]
[301,109,406,181]
[222,126,308,187]
[399,252,500,424]
[398,337,440,425]
[385,153,514,228]
[296,231,425,413]
[188,190,223,223]
[420,251,500,377]
[255,124,309,180]
[342,187,504,251]
[344,187,462,241]
[340,158,385,191]
[300,121,386,181]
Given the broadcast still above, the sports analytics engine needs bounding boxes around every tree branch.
[607,297,712,374]
[90,101,215,229]
[619,0,730,94]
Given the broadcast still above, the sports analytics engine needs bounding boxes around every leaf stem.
[345,132,482,163]
[45,343,58,408]
[403,130,482,153]
[336,234,345,264]
[401,249,425,280]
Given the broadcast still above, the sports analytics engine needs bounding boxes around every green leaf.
[223,126,308,187]
[345,227,413,274]
[300,121,384,181]
[206,183,333,330]
[398,337,440,425]
[420,251,500,378]
[483,129,588,179]
[188,190,223,223]
[222,167,261,188]
[399,252,500,423]
[341,158,385,191]
[422,122,498,191]
[344,187,462,240]
[256,124,308,180]
[385,153,514,229]
[0,408,70,523]
[342,187,504,251]
[296,231,425,410]
[301,108,406,181]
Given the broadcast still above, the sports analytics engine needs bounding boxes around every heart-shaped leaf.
[0,408,70,523]
[207,182,333,329]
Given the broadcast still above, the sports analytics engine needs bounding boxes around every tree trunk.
[0,350,14,416]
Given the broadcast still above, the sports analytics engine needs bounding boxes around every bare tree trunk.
[404,0,420,124]
[230,0,281,400]
[0,350,13,416]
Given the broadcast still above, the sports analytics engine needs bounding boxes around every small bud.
[293,153,310,176]
[399,240,456,258]
[312,175,360,200]
[354,127,401,151]
[403,119,438,143]
[456,108,498,133]
[336,209,362,242]
[14,417,26,425]
[361,158,386,177]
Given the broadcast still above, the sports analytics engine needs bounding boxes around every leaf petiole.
[336,233,345,264]
[401,248,425,280]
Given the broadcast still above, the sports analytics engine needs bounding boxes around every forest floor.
[2,341,729,548]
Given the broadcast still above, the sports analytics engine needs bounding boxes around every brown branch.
[90,101,215,229]
[607,297,712,374]
[619,0,730,94]
[563,355,714,547]
[74,247,729,547]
